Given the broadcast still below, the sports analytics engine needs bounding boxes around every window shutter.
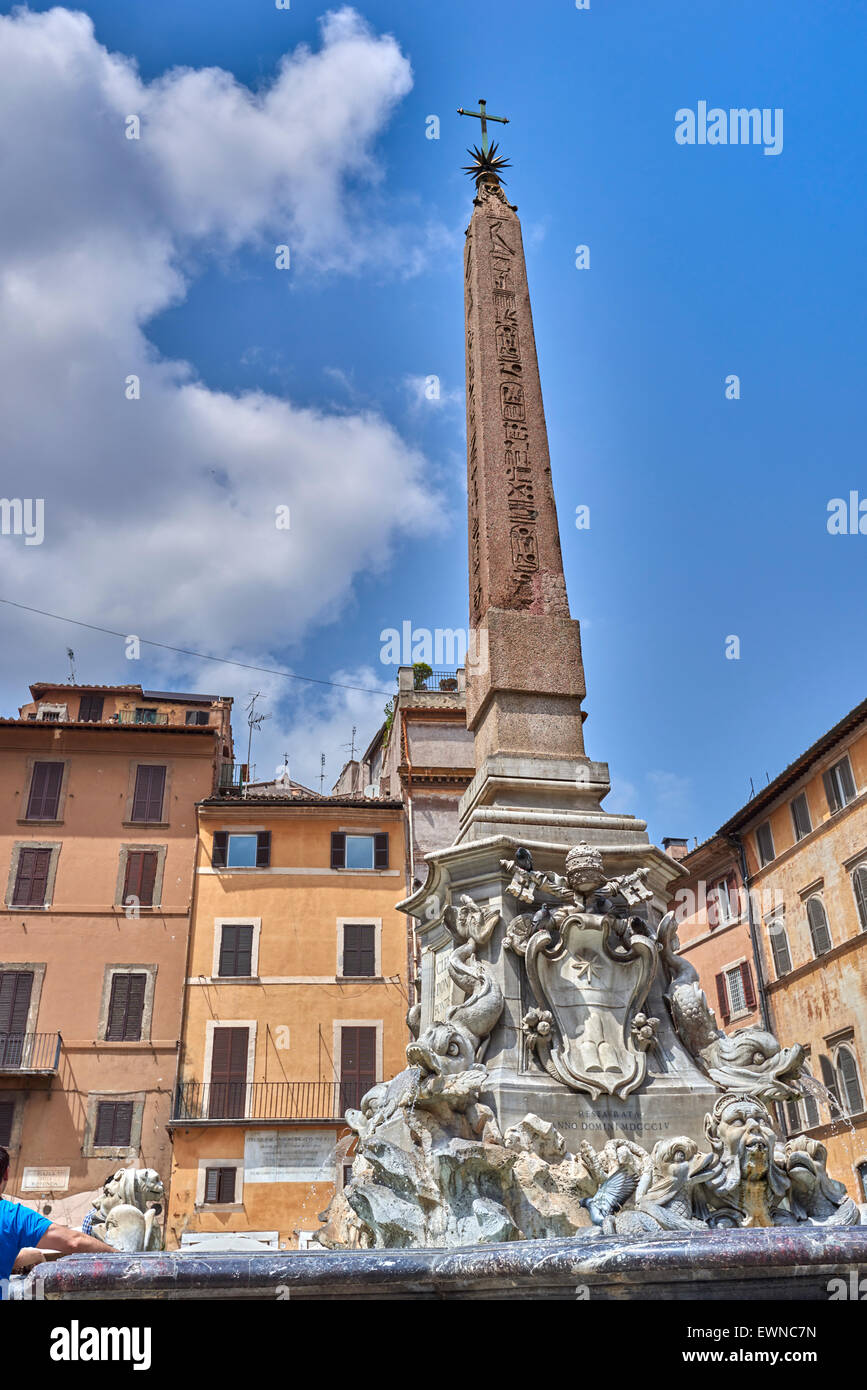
[113,1102,133,1145]
[255,831,271,867]
[95,1100,133,1147]
[106,974,129,1041]
[27,762,64,819]
[840,757,857,804]
[838,1048,864,1114]
[0,1099,13,1147]
[236,926,253,976]
[715,972,730,1025]
[373,833,389,869]
[740,961,757,1011]
[807,898,831,955]
[331,832,346,869]
[823,768,841,814]
[204,1167,220,1203]
[342,925,375,977]
[123,851,158,907]
[0,972,33,1034]
[13,849,52,906]
[819,1053,841,1109]
[94,1103,113,1146]
[854,866,867,931]
[219,1168,235,1203]
[132,766,166,822]
[212,832,228,868]
[79,695,104,722]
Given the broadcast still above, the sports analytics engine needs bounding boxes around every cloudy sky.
[0,1,864,842]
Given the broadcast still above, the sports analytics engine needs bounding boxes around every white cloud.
[0,6,450,710]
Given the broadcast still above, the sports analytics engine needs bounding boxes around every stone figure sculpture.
[657,914,806,1101]
[89,1168,164,1252]
[318,852,861,1250]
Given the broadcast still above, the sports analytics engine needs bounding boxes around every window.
[715,961,756,1025]
[185,710,210,726]
[852,864,867,932]
[134,707,158,725]
[767,915,792,977]
[836,1045,864,1115]
[0,971,33,1066]
[218,925,254,977]
[330,832,389,870]
[824,755,856,814]
[802,1085,820,1129]
[791,792,812,841]
[0,1099,13,1147]
[755,821,775,867]
[123,851,158,908]
[78,695,104,722]
[94,1100,134,1147]
[204,1167,236,1204]
[11,848,52,906]
[806,896,832,956]
[208,1027,249,1118]
[212,832,271,869]
[26,762,63,820]
[857,1162,867,1204]
[708,877,736,927]
[130,765,166,823]
[339,1026,376,1112]
[341,924,376,978]
[36,706,64,722]
[785,1097,801,1135]
[105,973,147,1042]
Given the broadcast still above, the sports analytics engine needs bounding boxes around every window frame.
[196,1158,244,1209]
[824,754,857,814]
[766,912,793,978]
[77,695,104,723]
[7,842,60,909]
[330,831,389,871]
[127,763,168,825]
[84,1091,145,1157]
[24,760,66,822]
[98,964,157,1043]
[211,919,261,979]
[836,1043,865,1116]
[211,831,271,869]
[851,862,867,932]
[337,918,381,979]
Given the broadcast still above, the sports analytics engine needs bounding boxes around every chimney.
[662,836,690,862]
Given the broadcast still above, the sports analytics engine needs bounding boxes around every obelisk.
[456,130,633,846]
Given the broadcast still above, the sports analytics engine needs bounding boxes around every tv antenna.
[244,692,271,787]
[66,648,76,683]
[319,752,326,794]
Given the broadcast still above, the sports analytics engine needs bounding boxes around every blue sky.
[0,0,864,845]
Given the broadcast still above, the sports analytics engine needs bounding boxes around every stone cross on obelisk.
[456,120,634,846]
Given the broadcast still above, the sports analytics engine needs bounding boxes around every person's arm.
[36,1223,115,1256]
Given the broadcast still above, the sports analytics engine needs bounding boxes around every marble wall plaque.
[244,1130,336,1184]
[21,1166,70,1192]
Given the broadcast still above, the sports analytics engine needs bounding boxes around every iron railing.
[173,1079,372,1122]
[413,670,460,692]
[116,710,170,725]
[0,1032,62,1072]
[217,762,249,792]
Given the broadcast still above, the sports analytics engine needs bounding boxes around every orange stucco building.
[0,682,232,1223]
[166,791,409,1250]
[667,698,867,1200]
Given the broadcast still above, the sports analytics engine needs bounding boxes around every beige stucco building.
[0,682,232,1223]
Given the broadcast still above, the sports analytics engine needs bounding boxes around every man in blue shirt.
[1,1145,113,1289]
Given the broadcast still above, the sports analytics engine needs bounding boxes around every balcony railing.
[217,762,249,793]
[173,1079,372,1123]
[116,710,169,725]
[413,670,460,692]
[0,1032,62,1073]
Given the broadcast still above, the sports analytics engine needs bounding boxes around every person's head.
[0,1146,9,1194]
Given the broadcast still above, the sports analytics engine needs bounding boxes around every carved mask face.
[716,1100,774,1178]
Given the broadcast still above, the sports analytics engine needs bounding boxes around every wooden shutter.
[212,832,228,868]
[205,1167,235,1203]
[740,961,757,1011]
[131,765,166,822]
[255,831,271,867]
[331,832,346,869]
[12,848,52,906]
[95,1100,134,1147]
[340,1026,376,1110]
[123,851,158,907]
[209,1027,249,1118]
[854,867,867,931]
[106,973,146,1041]
[342,925,375,977]
[0,1099,13,1146]
[807,898,831,955]
[218,925,253,977]
[823,768,842,814]
[0,971,33,1034]
[715,972,731,1026]
[78,695,104,722]
[26,762,64,819]
[374,833,389,869]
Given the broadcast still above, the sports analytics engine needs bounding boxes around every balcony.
[173,1079,371,1124]
[217,762,249,793]
[0,1032,62,1074]
[116,710,169,725]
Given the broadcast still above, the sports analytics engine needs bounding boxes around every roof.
[29,683,142,697]
[0,718,217,736]
[718,695,867,835]
[142,690,229,704]
[200,794,404,810]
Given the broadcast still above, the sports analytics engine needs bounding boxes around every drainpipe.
[725,831,772,1034]
[401,714,419,1007]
